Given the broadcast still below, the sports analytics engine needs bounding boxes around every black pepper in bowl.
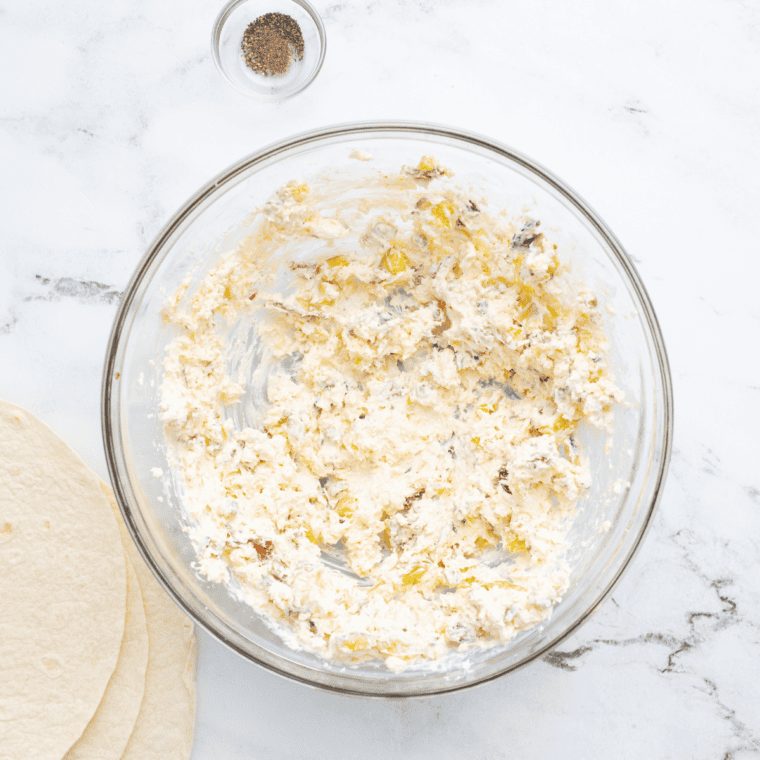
[241,13,304,76]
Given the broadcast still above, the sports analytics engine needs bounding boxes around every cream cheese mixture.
[160,156,623,672]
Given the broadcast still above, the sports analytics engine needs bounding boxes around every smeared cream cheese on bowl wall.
[158,156,624,673]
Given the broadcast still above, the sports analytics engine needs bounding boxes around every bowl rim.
[102,120,674,697]
[210,0,327,101]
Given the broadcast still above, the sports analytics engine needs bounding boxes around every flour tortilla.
[63,558,150,760]
[100,481,197,760]
[0,402,127,760]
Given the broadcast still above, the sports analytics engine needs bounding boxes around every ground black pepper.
[241,13,304,76]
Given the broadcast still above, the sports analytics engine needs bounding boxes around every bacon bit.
[497,467,512,494]
[250,539,274,559]
[402,489,425,512]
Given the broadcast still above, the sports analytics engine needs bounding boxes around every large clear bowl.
[102,122,672,697]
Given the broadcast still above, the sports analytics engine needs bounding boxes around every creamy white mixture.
[160,157,622,671]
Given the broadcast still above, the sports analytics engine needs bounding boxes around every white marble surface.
[2,0,759,756]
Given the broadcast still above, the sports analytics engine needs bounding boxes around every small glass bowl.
[211,0,326,101]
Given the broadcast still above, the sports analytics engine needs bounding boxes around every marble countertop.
[2,0,759,757]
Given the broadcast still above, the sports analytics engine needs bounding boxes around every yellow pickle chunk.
[380,249,410,275]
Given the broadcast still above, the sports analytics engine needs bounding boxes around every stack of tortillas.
[0,400,196,760]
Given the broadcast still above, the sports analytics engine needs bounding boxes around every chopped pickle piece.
[327,254,350,267]
[401,565,426,586]
[344,637,369,652]
[517,284,535,310]
[335,494,355,518]
[484,580,518,591]
[381,249,410,275]
[431,201,455,228]
[543,299,560,330]
[288,183,309,202]
[474,234,491,255]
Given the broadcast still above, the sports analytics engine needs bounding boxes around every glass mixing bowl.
[102,122,672,697]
